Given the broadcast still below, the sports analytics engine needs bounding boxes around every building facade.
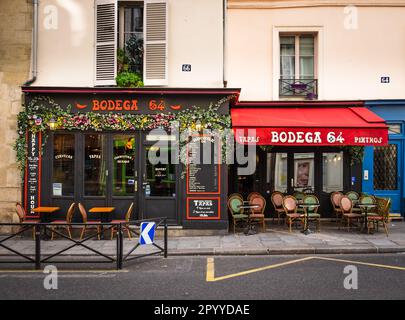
[0,0,33,227]
[3,0,403,233]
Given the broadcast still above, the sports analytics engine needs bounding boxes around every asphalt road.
[0,254,405,300]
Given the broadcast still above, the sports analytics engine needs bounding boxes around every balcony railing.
[279,79,318,99]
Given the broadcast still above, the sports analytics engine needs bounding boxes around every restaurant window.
[52,134,75,197]
[279,34,317,98]
[113,135,136,196]
[322,152,344,193]
[84,134,107,196]
[145,146,176,197]
[294,153,315,192]
[266,153,288,193]
[374,145,397,190]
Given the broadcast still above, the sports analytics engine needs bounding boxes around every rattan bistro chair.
[50,202,75,240]
[227,196,248,234]
[330,191,344,223]
[78,203,101,240]
[302,194,321,232]
[340,196,362,231]
[271,191,286,224]
[367,197,391,236]
[15,203,40,240]
[282,196,303,233]
[110,202,134,240]
[248,195,266,231]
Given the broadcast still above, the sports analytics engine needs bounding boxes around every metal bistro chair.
[15,203,40,240]
[346,191,361,214]
[271,191,286,224]
[50,202,75,240]
[367,197,391,236]
[339,196,362,232]
[227,195,249,234]
[302,194,321,232]
[293,191,305,214]
[78,203,102,240]
[110,202,134,240]
[248,195,266,231]
[282,196,303,233]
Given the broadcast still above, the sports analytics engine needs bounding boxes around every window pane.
[322,152,344,193]
[299,35,314,56]
[145,146,176,197]
[84,135,106,196]
[294,153,314,192]
[53,134,75,196]
[300,35,314,79]
[374,145,397,190]
[113,135,135,196]
[280,36,295,79]
[267,153,288,192]
[388,124,401,135]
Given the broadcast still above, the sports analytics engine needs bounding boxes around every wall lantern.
[48,118,57,130]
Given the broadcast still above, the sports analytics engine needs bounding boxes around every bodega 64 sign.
[234,128,388,146]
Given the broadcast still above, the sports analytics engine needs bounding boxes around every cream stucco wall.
[34,0,224,87]
[227,3,405,100]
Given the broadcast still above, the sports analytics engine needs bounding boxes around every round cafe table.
[358,204,377,233]
[299,204,320,235]
[237,204,260,235]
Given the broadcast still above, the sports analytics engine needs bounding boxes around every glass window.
[123,6,143,44]
[322,152,344,193]
[299,35,314,79]
[113,135,135,196]
[266,153,288,193]
[52,134,75,196]
[294,153,315,192]
[145,146,176,197]
[374,145,397,190]
[84,135,106,196]
[280,36,295,79]
[388,123,402,135]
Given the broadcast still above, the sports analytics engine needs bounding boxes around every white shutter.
[144,0,168,86]
[95,0,117,86]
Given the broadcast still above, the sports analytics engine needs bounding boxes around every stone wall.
[0,0,32,228]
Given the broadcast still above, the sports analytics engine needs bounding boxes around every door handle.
[291,178,294,187]
[134,181,138,192]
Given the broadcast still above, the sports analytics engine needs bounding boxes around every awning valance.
[232,107,388,146]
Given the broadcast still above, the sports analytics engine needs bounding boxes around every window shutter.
[95,0,117,86]
[144,0,168,86]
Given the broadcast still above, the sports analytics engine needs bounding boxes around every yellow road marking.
[206,256,405,282]
[315,256,405,271]
[206,256,314,282]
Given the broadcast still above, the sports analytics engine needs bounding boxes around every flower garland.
[14,96,233,174]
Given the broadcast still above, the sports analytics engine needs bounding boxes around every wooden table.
[32,207,60,223]
[89,207,115,240]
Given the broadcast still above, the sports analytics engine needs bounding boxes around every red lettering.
[108,100,115,111]
[116,100,122,111]
[100,100,107,110]
[131,100,139,110]
[123,100,130,111]
[93,100,100,111]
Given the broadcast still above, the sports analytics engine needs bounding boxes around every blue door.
[363,141,402,213]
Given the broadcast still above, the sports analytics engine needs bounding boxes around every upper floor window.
[279,34,317,99]
[119,5,143,48]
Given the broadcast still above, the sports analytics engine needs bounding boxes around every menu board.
[187,197,220,219]
[25,132,41,217]
[186,135,220,194]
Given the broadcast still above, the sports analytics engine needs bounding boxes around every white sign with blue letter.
[139,222,156,245]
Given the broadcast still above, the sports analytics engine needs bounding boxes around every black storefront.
[21,87,240,230]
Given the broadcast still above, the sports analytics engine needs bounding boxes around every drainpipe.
[223,0,227,88]
[24,0,39,86]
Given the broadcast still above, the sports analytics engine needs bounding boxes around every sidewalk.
[1,222,405,257]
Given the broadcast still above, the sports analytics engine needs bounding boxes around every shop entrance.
[46,132,179,224]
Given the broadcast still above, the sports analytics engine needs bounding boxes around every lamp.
[48,118,57,130]
[195,121,202,132]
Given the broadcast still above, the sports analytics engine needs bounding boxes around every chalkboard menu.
[186,135,220,194]
[187,197,220,219]
[25,132,41,217]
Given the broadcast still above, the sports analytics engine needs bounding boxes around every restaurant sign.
[234,128,388,146]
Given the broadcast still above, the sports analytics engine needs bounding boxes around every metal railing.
[279,78,318,99]
[0,218,168,270]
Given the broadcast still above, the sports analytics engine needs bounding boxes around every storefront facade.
[22,87,239,230]
[363,100,405,216]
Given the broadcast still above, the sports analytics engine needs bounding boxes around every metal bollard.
[164,219,168,258]
[117,224,123,270]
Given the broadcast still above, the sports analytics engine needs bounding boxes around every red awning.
[232,107,388,146]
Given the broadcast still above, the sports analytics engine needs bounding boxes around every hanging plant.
[14,96,234,175]
[343,146,365,166]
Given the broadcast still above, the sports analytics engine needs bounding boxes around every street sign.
[139,222,156,245]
